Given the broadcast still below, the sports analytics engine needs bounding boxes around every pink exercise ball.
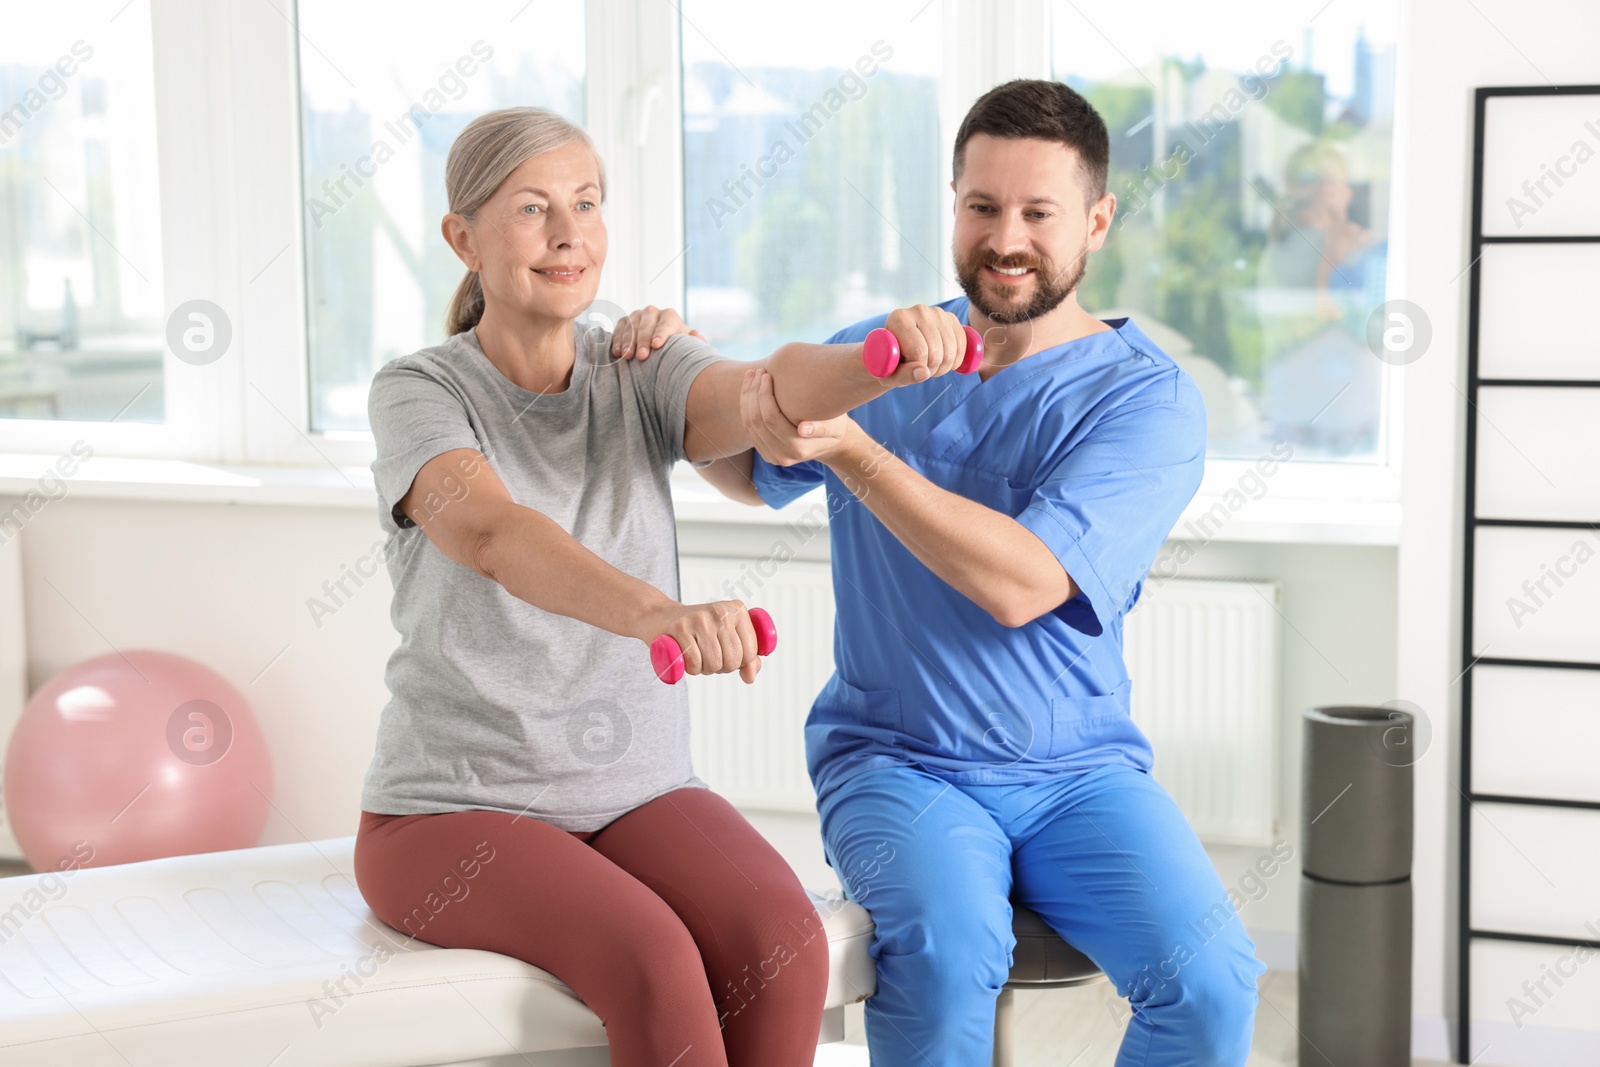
[3,649,274,871]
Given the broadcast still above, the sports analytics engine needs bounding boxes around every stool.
[994,902,1107,1067]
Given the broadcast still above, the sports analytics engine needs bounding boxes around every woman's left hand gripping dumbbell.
[638,601,778,685]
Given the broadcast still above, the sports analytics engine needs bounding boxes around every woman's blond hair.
[443,107,606,336]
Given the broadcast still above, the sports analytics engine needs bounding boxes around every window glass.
[297,1,584,431]
[0,9,164,422]
[682,0,946,359]
[1053,2,1400,461]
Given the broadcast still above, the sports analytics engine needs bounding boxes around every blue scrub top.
[751,296,1207,803]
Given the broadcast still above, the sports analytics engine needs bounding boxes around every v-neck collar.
[892,301,1138,460]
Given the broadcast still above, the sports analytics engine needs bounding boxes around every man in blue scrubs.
[713,79,1266,1065]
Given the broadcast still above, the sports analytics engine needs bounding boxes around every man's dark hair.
[952,79,1110,203]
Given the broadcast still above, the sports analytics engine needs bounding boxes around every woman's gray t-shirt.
[360,326,723,831]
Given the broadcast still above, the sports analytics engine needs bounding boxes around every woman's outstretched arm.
[690,451,762,506]
[678,303,974,462]
[402,446,765,682]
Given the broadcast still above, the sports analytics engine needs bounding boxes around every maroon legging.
[353,786,830,1067]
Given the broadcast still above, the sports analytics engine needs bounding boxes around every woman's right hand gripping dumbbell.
[635,600,778,685]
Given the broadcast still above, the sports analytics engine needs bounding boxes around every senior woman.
[351,106,971,1067]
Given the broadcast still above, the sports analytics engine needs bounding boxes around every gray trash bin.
[1299,705,1414,1066]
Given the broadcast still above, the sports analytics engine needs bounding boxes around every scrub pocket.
[1049,678,1141,757]
[815,675,904,732]
[904,451,1035,518]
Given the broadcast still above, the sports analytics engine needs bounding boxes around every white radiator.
[1124,578,1282,846]
[681,556,835,812]
[683,558,1281,845]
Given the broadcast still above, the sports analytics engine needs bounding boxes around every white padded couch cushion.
[0,837,876,1067]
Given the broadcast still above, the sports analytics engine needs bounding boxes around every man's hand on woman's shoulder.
[611,306,704,362]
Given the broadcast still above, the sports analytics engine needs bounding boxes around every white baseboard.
[1413,1015,1454,1061]
[1411,1014,1600,1066]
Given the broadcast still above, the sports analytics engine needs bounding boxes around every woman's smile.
[532,264,587,284]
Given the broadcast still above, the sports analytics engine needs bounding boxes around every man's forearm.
[821,425,1078,628]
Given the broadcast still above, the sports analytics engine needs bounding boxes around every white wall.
[7,498,396,846]
[1,491,1396,972]
[1161,539,1399,967]
[1398,1,1600,1063]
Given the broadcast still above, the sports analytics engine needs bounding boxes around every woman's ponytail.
[445,270,486,336]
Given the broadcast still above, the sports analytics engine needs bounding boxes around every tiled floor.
[815,972,1456,1066]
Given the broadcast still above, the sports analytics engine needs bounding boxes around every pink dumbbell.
[862,325,984,378]
[650,608,778,684]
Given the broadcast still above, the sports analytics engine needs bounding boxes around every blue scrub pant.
[818,762,1267,1066]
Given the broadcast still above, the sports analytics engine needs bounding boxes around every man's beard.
[955,244,1088,325]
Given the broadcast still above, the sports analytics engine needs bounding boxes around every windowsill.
[0,452,1400,545]
[1165,494,1400,546]
[0,452,827,528]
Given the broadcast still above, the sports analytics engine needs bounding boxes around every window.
[1052,1,1400,462]
[0,0,1404,507]
[295,0,585,432]
[680,0,947,359]
[0,10,164,422]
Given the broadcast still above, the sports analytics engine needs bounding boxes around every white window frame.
[0,0,1402,511]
